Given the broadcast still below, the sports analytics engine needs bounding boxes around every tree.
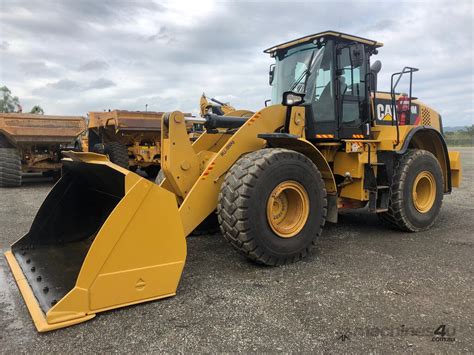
[30,105,44,114]
[0,86,21,113]
[463,125,474,137]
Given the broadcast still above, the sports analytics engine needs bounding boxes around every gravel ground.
[0,147,472,352]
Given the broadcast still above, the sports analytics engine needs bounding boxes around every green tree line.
[444,125,473,147]
[0,86,44,114]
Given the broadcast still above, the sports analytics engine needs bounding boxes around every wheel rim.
[266,181,310,238]
[412,171,436,213]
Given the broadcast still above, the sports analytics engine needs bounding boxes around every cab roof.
[264,31,383,54]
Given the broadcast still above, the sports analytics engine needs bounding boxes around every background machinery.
[0,113,85,186]
[5,31,461,331]
[200,93,236,116]
[87,101,245,178]
[199,93,256,117]
[87,110,168,178]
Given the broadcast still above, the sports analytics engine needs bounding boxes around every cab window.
[338,47,366,125]
[312,43,335,122]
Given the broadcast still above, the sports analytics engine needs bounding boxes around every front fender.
[258,134,338,223]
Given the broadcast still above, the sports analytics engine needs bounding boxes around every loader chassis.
[5,31,462,332]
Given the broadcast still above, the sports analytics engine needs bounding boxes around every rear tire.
[379,149,443,232]
[0,148,22,187]
[92,143,105,154]
[104,142,129,169]
[218,148,327,266]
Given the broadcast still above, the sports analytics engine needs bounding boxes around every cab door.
[336,44,370,139]
[305,40,338,139]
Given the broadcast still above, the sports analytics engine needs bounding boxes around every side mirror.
[350,43,365,68]
[269,64,275,85]
[282,91,305,106]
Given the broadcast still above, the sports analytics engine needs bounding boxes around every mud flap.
[448,151,461,188]
[5,153,186,331]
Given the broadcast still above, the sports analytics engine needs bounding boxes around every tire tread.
[379,149,443,232]
[104,142,129,169]
[0,148,22,187]
[217,148,327,265]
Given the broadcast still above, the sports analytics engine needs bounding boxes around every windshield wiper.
[289,68,309,91]
[289,50,316,92]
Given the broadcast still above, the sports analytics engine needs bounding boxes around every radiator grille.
[421,107,431,126]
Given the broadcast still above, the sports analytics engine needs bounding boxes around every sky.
[0,0,472,126]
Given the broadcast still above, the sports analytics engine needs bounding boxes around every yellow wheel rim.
[266,181,310,238]
[412,171,436,213]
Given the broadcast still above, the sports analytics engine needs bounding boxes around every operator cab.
[266,31,383,140]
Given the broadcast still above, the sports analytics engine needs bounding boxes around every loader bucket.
[5,152,186,332]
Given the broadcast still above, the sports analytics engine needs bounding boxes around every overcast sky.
[0,0,472,126]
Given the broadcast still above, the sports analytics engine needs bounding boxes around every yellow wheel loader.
[5,31,461,331]
[190,93,254,140]
[199,93,254,117]
[200,93,236,116]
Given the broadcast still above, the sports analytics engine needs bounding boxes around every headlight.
[282,91,305,106]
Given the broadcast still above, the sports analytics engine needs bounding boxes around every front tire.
[379,149,444,232]
[218,148,327,266]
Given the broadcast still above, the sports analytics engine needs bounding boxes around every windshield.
[271,43,326,104]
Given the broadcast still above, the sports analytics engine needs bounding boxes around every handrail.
[365,71,376,123]
[390,66,419,148]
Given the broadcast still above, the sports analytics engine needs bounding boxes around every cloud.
[45,79,81,90]
[0,0,472,126]
[19,61,47,71]
[79,60,110,71]
[0,41,9,50]
[147,26,173,43]
[18,61,59,77]
[32,77,116,95]
[88,78,116,89]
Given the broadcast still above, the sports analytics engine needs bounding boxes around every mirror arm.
[269,64,276,85]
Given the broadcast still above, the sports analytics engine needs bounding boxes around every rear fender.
[399,126,452,193]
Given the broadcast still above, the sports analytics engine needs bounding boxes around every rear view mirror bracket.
[269,64,275,85]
